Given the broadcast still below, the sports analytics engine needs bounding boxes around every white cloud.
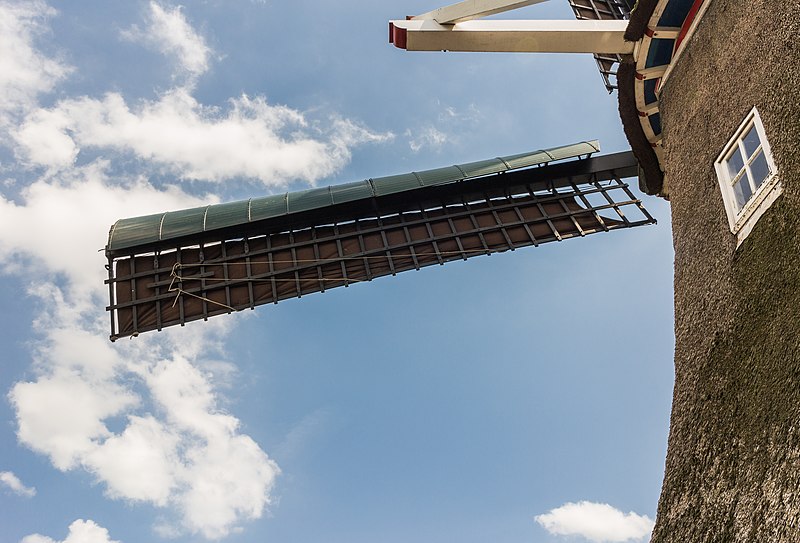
[0,5,287,532]
[21,519,120,543]
[0,162,211,298]
[11,369,139,471]
[12,106,77,167]
[14,90,392,184]
[0,470,36,497]
[9,280,279,537]
[143,354,279,537]
[8,0,392,185]
[405,103,481,152]
[180,433,277,538]
[407,125,448,153]
[0,1,387,538]
[146,354,239,438]
[121,1,212,81]
[438,102,480,123]
[1,164,277,537]
[84,415,180,506]
[0,0,71,117]
[535,501,654,543]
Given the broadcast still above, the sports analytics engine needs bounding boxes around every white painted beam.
[646,26,682,39]
[636,64,669,81]
[389,19,633,54]
[639,101,660,116]
[413,0,549,24]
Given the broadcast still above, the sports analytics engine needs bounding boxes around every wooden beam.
[646,26,682,39]
[390,19,633,54]
[635,64,669,81]
[413,0,549,24]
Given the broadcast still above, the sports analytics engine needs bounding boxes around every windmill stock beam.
[389,19,633,53]
[413,0,550,24]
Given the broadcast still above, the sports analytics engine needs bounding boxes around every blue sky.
[0,1,674,542]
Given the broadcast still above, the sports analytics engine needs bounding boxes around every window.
[714,107,781,245]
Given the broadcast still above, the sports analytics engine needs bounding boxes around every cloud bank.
[4,169,279,537]
[535,501,654,543]
[14,90,392,184]
[0,0,391,539]
[0,0,70,116]
[8,0,391,185]
[21,519,119,543]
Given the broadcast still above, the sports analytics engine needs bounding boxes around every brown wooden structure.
[106,146,654,340]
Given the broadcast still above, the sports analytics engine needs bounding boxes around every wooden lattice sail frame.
[105,141,655,340]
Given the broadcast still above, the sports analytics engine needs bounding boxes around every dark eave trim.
[617,61,663,195]
[625,0,659,41]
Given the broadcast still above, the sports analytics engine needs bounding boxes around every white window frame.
[714,107,781,246]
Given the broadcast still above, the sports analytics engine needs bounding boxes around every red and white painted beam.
[389,19,633,54]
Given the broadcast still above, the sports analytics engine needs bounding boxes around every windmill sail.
[105,141,654,340]
[567,0,635,92]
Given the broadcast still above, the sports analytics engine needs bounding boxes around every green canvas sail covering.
[107,140,600,253]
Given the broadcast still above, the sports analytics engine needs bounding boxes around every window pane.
[733,177,752,209]
[742,125,762,158]
[726,148,745,180]
[749,150,771,189]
